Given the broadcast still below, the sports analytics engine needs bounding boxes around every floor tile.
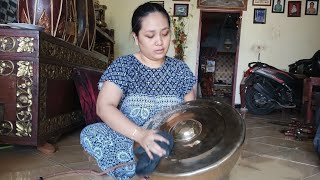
[304,172,320,180]
[0,150,57,173]
[265,149,320,166]
[243,140,290,155]
[249,136,305,148]
[229,155,320,180]
[0,165,70,180]
[244,120,273,129]
[246,126,285,139]
[64,161,101,172]
[240,150,258,159]
[45,173,114,180]
[41,145,91,165]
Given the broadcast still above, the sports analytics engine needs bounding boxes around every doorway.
[197,11,241,106]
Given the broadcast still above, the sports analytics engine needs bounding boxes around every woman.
[80,2,196,180]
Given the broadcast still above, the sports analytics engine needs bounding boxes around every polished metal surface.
[146,99,246,179]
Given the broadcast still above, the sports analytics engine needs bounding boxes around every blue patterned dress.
[80,54,196,179]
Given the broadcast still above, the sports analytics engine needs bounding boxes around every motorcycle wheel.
[245,86,276,115]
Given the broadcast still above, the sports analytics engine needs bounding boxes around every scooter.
[243,62,300,115]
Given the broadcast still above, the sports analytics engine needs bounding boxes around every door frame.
[195,9,243,107]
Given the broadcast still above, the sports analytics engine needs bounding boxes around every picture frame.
[149,1,164,7]
[174,4,189,17]
[197,0,248,10]
[272,0,285,13]
[305,0,319,15]
[253,8,267,24]
[253,0,271,6]
[288,1,301,17]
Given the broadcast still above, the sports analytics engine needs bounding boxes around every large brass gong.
[143,99,246,180]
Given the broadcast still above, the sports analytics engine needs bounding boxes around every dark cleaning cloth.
[134,131,174,176]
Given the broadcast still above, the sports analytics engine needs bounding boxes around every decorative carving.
[38,10,51,34]
[0,60,14,76]
[18,0,67,39]
[65,0,77,44]
[39,111,83,137]
[0,121,13,135]
[38,63,84,137]
[40,40,108,68]
[0,37,16,52]
[0,60,33,137]
[17,37,35,53]
[0,36,34,53]
[0,60,14,136]
[16,61,33,137]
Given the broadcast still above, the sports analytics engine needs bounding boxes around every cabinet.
[0,28,108,146]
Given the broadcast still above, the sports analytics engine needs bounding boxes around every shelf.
[96,26,115,44]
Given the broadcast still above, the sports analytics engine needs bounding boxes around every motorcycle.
[243,62,300,115]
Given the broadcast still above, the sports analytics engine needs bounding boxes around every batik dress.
[80,54,196,179]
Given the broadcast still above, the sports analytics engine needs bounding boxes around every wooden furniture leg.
[303,77,320,124]
[37,142,57,155]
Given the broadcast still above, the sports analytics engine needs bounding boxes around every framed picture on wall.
[197,0,248,10]
[305,0,319,15]
[149,1,164,7]
[174,4,189,17]
[272,0,285,13]
[253,8,267,24]
[253,0,271,6]
[288,1,301,17]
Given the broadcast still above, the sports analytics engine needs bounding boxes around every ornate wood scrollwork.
[0,60,33,137]
[40,40,108,69]
[38,63,83,137]
[16,61,33,137]
[0,36,34,53]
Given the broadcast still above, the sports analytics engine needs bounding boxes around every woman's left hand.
[136,128,169,160]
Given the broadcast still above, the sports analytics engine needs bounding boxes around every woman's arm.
[96,81,168,159]
[184,85,196,102]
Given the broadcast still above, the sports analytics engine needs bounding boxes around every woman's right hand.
[135,128,169,160]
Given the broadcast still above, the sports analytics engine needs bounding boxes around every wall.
[102,0,199,77]
[101,0,320,104]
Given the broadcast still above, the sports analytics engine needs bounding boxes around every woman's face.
[133,12,170,61]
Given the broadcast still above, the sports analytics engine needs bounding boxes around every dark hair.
[131,2,170,36]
